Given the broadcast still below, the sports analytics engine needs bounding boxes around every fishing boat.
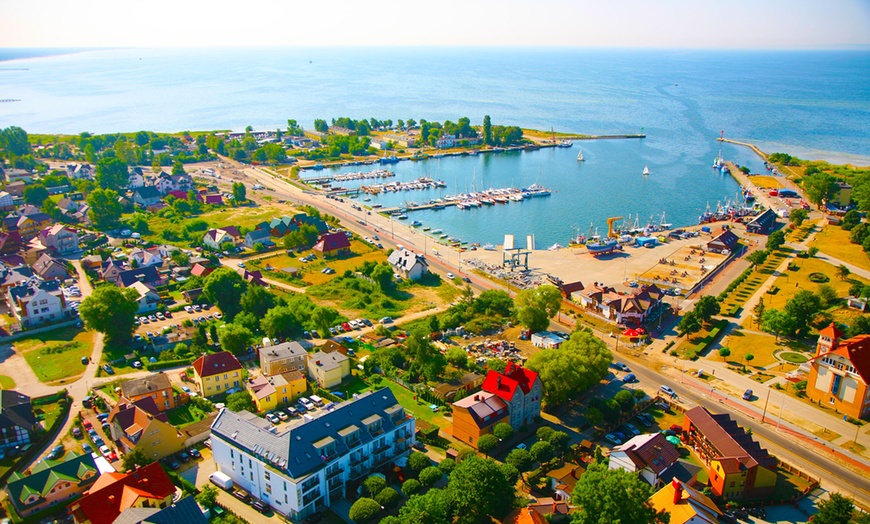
[411,220,422,227]
[440,234,449,239]
[586,238,619,255]
[380,155,400,165]
[431,229,443,234]
[577,150,584,161]
[396,214,408,220]
[363,197,371,202]
[422,226,431,231]
[643,165,650,176]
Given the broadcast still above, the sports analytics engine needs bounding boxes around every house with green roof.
[6,452,98,517]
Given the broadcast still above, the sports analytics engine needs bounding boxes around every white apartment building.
[210,388,415,520]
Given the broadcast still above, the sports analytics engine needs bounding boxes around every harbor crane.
[607,216,624,238]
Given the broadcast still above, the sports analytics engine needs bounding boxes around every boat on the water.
[411,220,422,227]
[380,155,400,165]
[432,229,443,234]
[423,226,430,231]
[643,165,650,176]
[396,214,408,220]
[577,150,584,161]
[440,234,449,239]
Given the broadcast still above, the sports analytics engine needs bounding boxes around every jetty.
[718,137,768,160]
[302,169,395,184]
[361,177,446,194]
[574,133,646,140]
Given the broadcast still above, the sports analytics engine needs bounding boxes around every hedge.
[684,320,728,361]
[145,358,194,371]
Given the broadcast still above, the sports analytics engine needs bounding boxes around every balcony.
[328,477,343,491]
[350,454,366,466]
[326,468,342,480]
[373,443,391,454]
[350,466,367,479]
[371,453,391,468]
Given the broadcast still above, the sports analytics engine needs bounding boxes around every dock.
[718,137,768,161]
[574,134,646,140]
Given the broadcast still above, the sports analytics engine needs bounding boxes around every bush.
[408,451,430,472]
[348,497,381,523]
[402,478,421,496]
[418,466,443,486]
[438,458,456,475]
[362,475,387,498]
[375,486,399,507]
[145,358,193,371]
[808,272,830,283]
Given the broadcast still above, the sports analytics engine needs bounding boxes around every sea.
[1,47,869,248]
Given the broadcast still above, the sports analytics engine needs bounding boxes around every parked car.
[612,362,630,372]
[103,365,114,375]
[295,403,308,413]
[621,373,637,383]
[47,445,64,460]
[277,411,289,422]
[622,423,640,437]
[99,445,111,456]
[189,448,201,459]
[82,443,93,454]
[660,385,676,397]
[265,413,279,424]
[81,356,89,365]
[97,413,109,422]
[178,451,190,462]
[252,499,268,513]
[669,424,683,433]
[286,406,299,417]
[634,413,653,427]
[742,389,753,401]
[446,272,455,279]
[604,433,623,445]
[233,490,250,503]
[72,426,83,438]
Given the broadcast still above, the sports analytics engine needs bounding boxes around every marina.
[360,177,446,194]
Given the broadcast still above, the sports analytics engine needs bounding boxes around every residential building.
[312,232,351,258]
[307,350,350,388]
[436,134,455,149]
[192,352,243,397]
[503,508,549,524]
[682,406,777,500]
[239,268,267,287]
[119,372,175,411]
[745,208,778,235]
[433,372,484,402]
[0,191,14,210]
[574,282,665,326]
[705,229,739,254]
[190,263,213,278]
[268,216,299,237]
[6,452,98,517]
[127,169,145,189]
[116,265,166,288]
[524,498,572,521]
[107,397,185,461]
[5,168,33,183]
[246,370,306,412]
[114,495,208,524]
[481,361,542,430]
[450,391,509,448]
[648,479,722,524]
[38,224,79,255]
[608,432,681,487]
[245,228,275,249]
[0,390,37,453]
[15,213,52,240]
[387,248,429,280]
[129,247,163,267]
[0,231,23,255]
[531,331,563,349]
[68,462,177,524]
[210,388,415,520]
[260,341,308,376]
[291,213,328,234]
[196,192,223,205]
[806,323,870,420]
[6,279,69,328]
[202,227,242,251]
[129,281,161,313]
[32,253,71,281]
[6,180,26,197]
[132,186,162,207]
[381,134,416,148]
[547,463,585,501]
[833,181,852,207]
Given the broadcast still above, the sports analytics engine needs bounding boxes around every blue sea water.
[1,47,869,246]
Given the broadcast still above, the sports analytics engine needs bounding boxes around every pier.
[574,134,646,140]
[361,177,446,194]
[718,137,768,160]
[301,168,395,184]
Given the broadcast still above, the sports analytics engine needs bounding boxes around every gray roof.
[262,341,308,361]
[387,249,428,272]
[308,350,348,372]
[120,373,172,398]
[0,390,36,432]
[211,387,406,480]
[112,495,208,524]
[134,186,161,200]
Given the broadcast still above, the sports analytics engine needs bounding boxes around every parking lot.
[134,303,221,336]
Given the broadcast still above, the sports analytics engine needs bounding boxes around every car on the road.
[612,362,630,372]
[742,389,753,401]
[621,373,637,383]
[379,317,393,325]
[103,365,114,375]
[446,272,455,279]
[106,451,118,462]
[604,433,623,445]
[515,443,528,451]
[47,445,65,460]
[660,385,676,397]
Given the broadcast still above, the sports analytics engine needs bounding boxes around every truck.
[209,471,234,490]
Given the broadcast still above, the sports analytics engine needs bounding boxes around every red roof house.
[481,361,542,430]
[807,323,870,420]
[68,462,176,524]
[313,232,351,257]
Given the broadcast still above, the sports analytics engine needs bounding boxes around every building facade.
[806,323,870,420]
[6,453,98,517]
[481,362,542,431]
[119,373,175,412]
[210,388,415,520]
[307,351,350,388]
[192,352,243,397]
[450,391,509,448]
[260,341,308,376]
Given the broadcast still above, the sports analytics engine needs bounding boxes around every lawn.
[166,401,211,428]
[772,466,814,502]
[248,239,385,287]
[380,379,450,428]
[716,330,779,368]
[18,326,94,384]
[36,400,65,431]
[810,224,870,273]
[138,202,290,246]
[0,375,16,389]
[748,175,785,189]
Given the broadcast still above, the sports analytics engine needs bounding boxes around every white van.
[209,471,233,490]
[309,395,324,407]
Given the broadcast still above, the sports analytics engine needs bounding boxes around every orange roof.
[503,507,548,524]
[649,479,721,524]
[825,334,870,383]
[819,322,844,340]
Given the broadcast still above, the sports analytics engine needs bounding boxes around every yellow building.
[649,479,721,524]
[107,397,185,461]
[246,370,307,412]
[307,350,350,389]
[192,351,243,397]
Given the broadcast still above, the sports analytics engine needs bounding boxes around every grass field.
[0,375,15,389]
[166,401,212,428]
[772,466,814,502]
[138,202,292,246]
[18,326,94,384]
[717,330,779,368]
[248,239,384,287]
[765,256,869,320]
[810,224,870,273]
[748,175,785,189]
[381,380,450,428]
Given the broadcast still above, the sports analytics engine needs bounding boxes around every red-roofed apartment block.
[807,323,870,420]
[481,361,542,431]
[68,461,176,524]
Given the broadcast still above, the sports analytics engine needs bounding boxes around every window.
[729,481,735,488]
[265,472,271,481]
[266,483,272,494]
[216,384,221,391]
[230,450,234,458]
[224,374,228,379]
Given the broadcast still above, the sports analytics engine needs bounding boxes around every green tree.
[261,305,298,339]
[537,426,555,441]
[314,119,329,133]
[789,208,809,227]
[0,126,32,156]
[718,347,731,361]
[408,451,431,472]
[746,249,768,268]
[678,311,702,340]
[761,308,794,342]
[311,306,339,338]
[530,440,554,464]
[362,475,387,498]
[745,353,755,369]
[375,486,399,507]
[402,478,421,496]
[23,183,49,206]
[240,284,276,318]
[477,434,498,457]
[219,323,252,354]
[447,456,515,524]
[195,485,218,508]
[95,157,128,191]
[803,172,838,207]
[405,329,446,381]
[837,264,851,281]
[693,295,721,323]
[203,268,248,320]
[525,329,612,405]
[784,290,822,337]
[515,285,562,332]
[398,489,450,524]
[79,285,138,344]
[753,299,766,328]
[226,390,255,411]
[818,284,839,308]
[766,230,786,251]
[122,449,149,471]
[493,422,514,442]
[548,430,570,455]
[570,463,666,524]
[371,263,394,292]
[506,448,532,473]
[482,115,492,146]
[446,346,469,368]
[348,497,380,523]
[87,188,123,230]
[813,492,860,524]
[232,182,247,202]
[614,390,636,413]
[418,466,443,486]
[850,316,870,337]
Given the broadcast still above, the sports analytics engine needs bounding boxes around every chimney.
[672,479,683,504]
[496,376,501,387]
[474,395,480,401]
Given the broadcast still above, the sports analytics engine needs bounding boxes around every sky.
[1,0,869,49]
